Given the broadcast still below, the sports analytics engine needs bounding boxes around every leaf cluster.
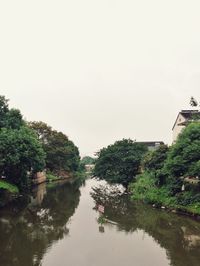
[29,121,80,175]
[0,96,46,189]
[94,139,148,186]
[165,122,200,178]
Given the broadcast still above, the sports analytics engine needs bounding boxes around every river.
[0,178,200,266]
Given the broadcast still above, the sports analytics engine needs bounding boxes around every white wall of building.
[172,113,186,143]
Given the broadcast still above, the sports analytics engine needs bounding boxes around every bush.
[165,177,183,196]
[130,172,177,207]
[176,192,200,206]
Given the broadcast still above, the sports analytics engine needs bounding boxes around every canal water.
[1,178,200,266]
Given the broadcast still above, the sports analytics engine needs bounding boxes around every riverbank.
[0,180,19,208]
[0,180,19,193]
[0,170,87,208]
[46,172,71,182]
[129,172,200,218]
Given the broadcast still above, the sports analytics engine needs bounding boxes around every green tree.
[143,145,168,172]
[81,156,95,165]
[0,126,46,189]
[0,96,24,130]
[29,121,80,174]
[94,139,148,186]
[143,145,169,185]
[0,96,9,128]
[165,122,200,178]
[0,95,9,112]
[27,121,53,143]
[5,108,24,129]
[79,156,96,171]
[0,96,46,190]
[45,132,80,173]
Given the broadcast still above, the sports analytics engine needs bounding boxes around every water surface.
[0,178,200,266]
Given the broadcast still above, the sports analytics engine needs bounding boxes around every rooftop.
[172,110,200,130]
[136,141,164,146]
[180,110,200,119]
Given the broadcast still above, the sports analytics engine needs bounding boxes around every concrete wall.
[32,171,47,185]
[172,113,186,143]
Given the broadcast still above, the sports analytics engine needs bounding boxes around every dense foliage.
[143,144,169,172]
[79,156,96,172]
[81,156,96,165]
[0,127,46,188]
[165,123,200,178]
[0,96,24,130]
[94,139,148,186]
[143,144,169,185]
[0,95,80,192]
[28,121,80,175]
[130,122,200,215]
[0,96,45,189]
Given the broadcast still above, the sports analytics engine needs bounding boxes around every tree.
[143,145,168,172]
[142,145,169,185]
[0,96,46,189]
[165,122,200,178]
[29,121,80,174]
[0,126,46,188]
[27,121,53,143]
[0,96,9,128]
[0,96,24,130]
[5,108,24,129]
[45,132,80,173]
[81,156,96,165]
[79,156,96,171]
[94,139,148,186]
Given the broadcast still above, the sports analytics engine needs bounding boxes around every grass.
[129,172,200,216]
[183,203,200,215]
[46,173,60,182]
[0,180,19,194]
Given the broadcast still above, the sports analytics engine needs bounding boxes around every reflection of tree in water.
[91,183,200,266]
[91,184,138,232]
[0,180,81,266]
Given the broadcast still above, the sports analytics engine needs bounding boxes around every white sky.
[0,0,200,156]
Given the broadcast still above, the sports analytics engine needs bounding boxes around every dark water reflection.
[0,178,200,266]
[91,181,200,266]
[0,180,81,266]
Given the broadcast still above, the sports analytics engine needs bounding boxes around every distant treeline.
[0,95,80,191]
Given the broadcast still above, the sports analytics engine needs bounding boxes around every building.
[85,164,95,173]
[172,110,200,143]
[137,141,165,151]
[32,171,47,185]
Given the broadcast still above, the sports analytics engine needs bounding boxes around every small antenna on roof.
[190,96,198,107]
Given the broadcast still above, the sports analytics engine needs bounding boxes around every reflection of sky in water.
[42,179,169,266]
[1,179,200,266]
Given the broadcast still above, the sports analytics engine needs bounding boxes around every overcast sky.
[0,0,200,156]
